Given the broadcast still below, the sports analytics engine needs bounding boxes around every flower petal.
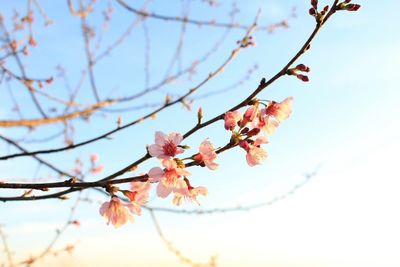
[148,144,163,157]
[148,167,164,182]
[157,183,172,198]
[169,132,183,145]
[154,131,167,145]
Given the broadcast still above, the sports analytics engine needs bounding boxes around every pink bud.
[296,64,310,72]
[247,128,261,137]
[239,140,250,151]
[346,4,361,11]
[296,74,309,82]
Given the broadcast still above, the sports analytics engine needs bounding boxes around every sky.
[0,0,400,266]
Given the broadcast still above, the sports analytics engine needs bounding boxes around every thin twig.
[149,210,217,267]
[0,225,15,267]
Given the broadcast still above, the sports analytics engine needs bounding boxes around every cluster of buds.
[12,11,38,47]
[21,11,34,24]
[309,0,330,23]
[286,64,311,82]
[21,77,53,92]
[267,20,290,34]
[13,11,33,31]
[337,0,361,12]
[37,77,54,88]
[237,36,256,48]
[224,96,293,166]
[72,154,105,176]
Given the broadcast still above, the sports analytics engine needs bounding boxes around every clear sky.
[0,0,399,266]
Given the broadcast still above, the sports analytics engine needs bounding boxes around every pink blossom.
[254,136,268,146]
[126,181,151,215]
[194,139,219,170]
[99,196,134,228]
[238,140,250,151]
[148,131,184,159]
[264,97,293,123]
[130,181,151,205]
[148,159,191,198]
[90,153,99,164]
[246,146,268,166]
[240,137,268,167]
[241,105,259,126]
[172,179,208,206]
[90,164,104,174]
[255,115,279,135]
[72,159,83,175]
[224,110,242,130]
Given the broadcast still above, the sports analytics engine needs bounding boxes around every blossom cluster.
[224,97,293,166]
[99,97,293,228]
[72,153,105,176]
[99,181,151,228]
[147,132,214,204]
[99,132,218,227]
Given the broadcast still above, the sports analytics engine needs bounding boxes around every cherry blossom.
[241,104,259,127]
[264,97,293,123]
[124,181,151,215]
[246,145,268,166]
[148,159,191,198]
[254,113,279,135]
[90,153,99,164]
[224,110,242,130]
[148,131,184,159]
[90,164,104,174]
[130,181,151,204]
[239,137,268,167]
[194,139,219,170]
[99,196,135,228]
[172,179,208,206]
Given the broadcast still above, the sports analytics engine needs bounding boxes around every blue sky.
[1,0,400,266]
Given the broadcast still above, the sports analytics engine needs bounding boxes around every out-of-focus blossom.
[90,164,104,174]
[72,159,83,175]
[71,220,81,227]
[90,153,99,164]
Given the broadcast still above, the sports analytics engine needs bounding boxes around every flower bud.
[247,128,261,137]
[197,107,203,124]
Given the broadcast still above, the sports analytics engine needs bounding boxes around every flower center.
[164,169,179,185]
[162,140,177,157]
[194,154,203,162]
